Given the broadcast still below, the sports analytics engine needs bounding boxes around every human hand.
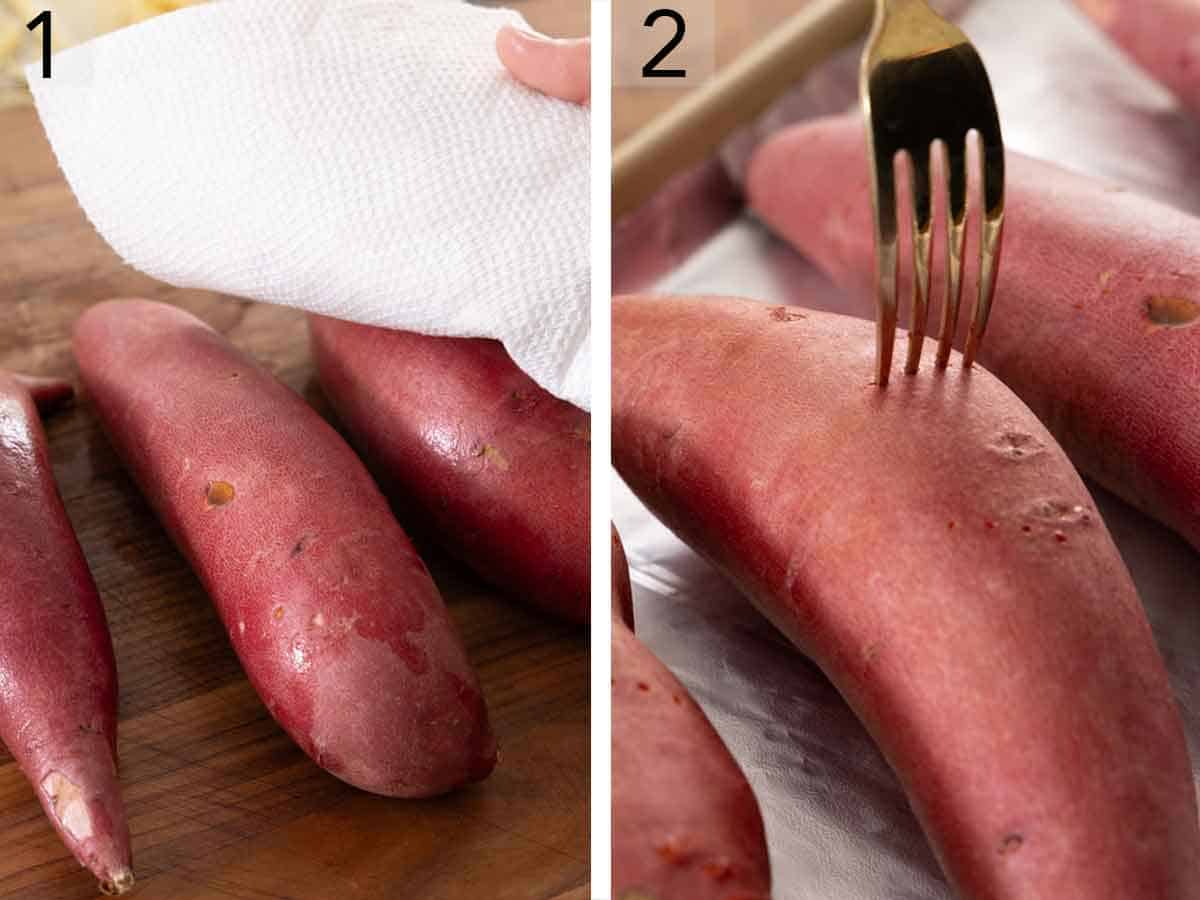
[496,26,590,107]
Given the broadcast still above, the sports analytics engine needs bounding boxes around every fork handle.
[613,0,873,220]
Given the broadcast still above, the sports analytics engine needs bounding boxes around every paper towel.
[26,0,591,409]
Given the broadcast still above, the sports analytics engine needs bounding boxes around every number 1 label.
[27,10,51,79]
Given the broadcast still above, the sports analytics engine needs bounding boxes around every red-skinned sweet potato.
[0,372,132,895]
[611,525,771,900]
[747,111,1200,553]
[613,294,1200,899]
[1072,0,1200,114]
[613,159,743,296]
[73,300,495,798]
[308,316,589,623]
[611,526,634,627]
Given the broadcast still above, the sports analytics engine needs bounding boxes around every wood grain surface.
[0,2,590,897]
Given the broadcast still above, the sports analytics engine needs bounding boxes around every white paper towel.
[26,0,591,409]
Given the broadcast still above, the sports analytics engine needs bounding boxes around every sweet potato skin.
[0,373,132,894]
[747,112,1200,553]
[1072,0,1200,114]
[613,294,1200,899]
[73,300,495,798]
[308,317,590,623]
[611,527,771,900]
[611,525,634,627]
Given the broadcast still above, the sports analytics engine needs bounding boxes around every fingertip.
[495,22,518,58]
[1073,0,1118,27]
[496,25,590,106]
[495,23,542,72]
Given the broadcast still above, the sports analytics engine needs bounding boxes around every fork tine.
[963,123,1006,368]
[936,136,968,369]
[905,147,934,375]
[870,151,899,387]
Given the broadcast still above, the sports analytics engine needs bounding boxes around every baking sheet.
[612,0,1200,897]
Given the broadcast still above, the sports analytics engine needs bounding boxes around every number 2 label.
[614,1,713,89]
[642,9,687,79]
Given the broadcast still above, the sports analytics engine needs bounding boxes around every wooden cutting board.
[0,3,590,897]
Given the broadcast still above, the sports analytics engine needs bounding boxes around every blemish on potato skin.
[205,480,235,507]
[769,306,807,322]
[999,833,1024,855]
[1145,296,1200,329]
[862,641,881,666]
[272,605,285,621]
[654,834,691,864]
[99,870,134,896]
[636,681,650,692]
[508,389,539,414]
[474,444,511,471]
[701,857,735,881]
[291,532,316,557]
[1026,498,1093,527]
[41,772,92,840]
[289,639,312,673]
[990,431,1045,461]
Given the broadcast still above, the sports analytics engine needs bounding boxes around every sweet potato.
[308,316,589,623]
[611,525,771,900]
[611,525,634,627]
[0,372,132,895]
[73,300,495,798]
[747,111,1200,553]
[1071,0,1200,114]
[612,294,1200,899]
[613,159,742,296]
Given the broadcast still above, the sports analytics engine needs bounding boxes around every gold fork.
[860,0,1005,386]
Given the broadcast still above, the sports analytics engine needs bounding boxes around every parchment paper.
[612,1,1200,896]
